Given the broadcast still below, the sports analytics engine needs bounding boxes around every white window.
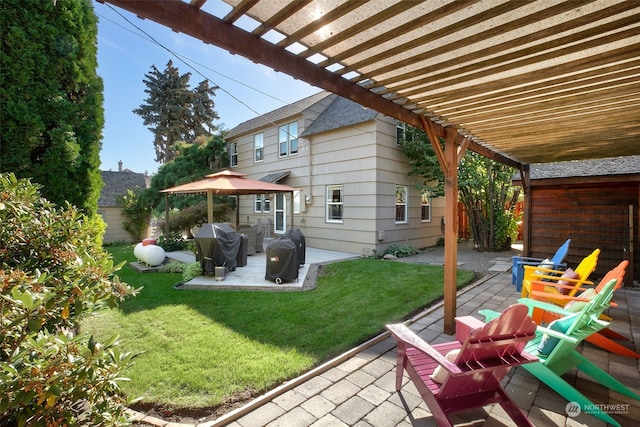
[326,185,343,223]
[254,194,270,213]
[279,122,298,157]
[395,185,408,224]
[254,133,263,162]
[396,121,415,146]
[293,190,301,214]
[229,142,238,167]
[421,190,431,222]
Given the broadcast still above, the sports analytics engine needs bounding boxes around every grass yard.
[82,245,475,411]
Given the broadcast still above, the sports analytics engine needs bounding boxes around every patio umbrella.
[161,170,298,230]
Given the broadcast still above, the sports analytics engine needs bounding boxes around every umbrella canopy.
[161,170,298,196]
[161,170,298,228]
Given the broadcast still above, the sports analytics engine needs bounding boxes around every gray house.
[226,92,445,255]
[99,166,149,243]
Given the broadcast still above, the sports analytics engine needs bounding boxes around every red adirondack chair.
[386,304,538,427]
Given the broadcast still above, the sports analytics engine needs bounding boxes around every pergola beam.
[99,0,520,169]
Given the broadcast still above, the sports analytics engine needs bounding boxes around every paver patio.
[131,266,639,427]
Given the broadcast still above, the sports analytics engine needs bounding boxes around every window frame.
[229,142,238,167]
[278,122,298,157]
[326,185,344,223]
[421,190,432,222]
[395,184,408,224]
[254,194,270,213]
[254,133,264,163]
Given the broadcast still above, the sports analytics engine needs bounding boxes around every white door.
[274,193,286,234]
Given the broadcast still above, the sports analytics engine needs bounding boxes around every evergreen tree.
[190,80,219,140]
[133,60,219,163]
[0,0,104,214]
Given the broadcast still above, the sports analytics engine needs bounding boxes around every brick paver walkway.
[133,272,640,427]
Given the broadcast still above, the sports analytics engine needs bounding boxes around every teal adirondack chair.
[480,278,639,427]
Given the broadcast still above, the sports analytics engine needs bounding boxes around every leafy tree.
[118,188,151,241]
[0,173,138,426]
[142,134,230,214]
[399,126,519,251]
[0,0,104,215]
[133,60,220,163]
[458,152,520,251]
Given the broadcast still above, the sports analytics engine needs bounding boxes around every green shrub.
[159,261,186,274]
[384,244,421,258]
[0,173,138,426]
[156,232,187,251]
[183,262,202,282]
[118,188,151,241]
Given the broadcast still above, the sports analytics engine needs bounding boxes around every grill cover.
[195,223,241,272]
[284,228,305,265]
[265,237,298,283]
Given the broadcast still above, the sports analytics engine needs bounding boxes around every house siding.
[228,94,445,256]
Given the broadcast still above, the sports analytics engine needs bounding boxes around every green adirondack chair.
[479,278,639,427]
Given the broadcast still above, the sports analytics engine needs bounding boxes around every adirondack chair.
[520,248,600,303]
[529,260,639,358]
[480,278,640,426]
[386,304,538,427]
[512,238,570,292]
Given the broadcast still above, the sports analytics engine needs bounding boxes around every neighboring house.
[514,155,639,285]
[99,163,149,243]
[225,91,445,256]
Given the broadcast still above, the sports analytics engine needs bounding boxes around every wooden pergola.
[98,0,640,334]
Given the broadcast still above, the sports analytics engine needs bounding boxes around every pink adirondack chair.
[386,304,538,427]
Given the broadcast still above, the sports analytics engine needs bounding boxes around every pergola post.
[420,117,467,334]
[443,127,461,334]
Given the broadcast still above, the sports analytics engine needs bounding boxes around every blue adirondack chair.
[512,238,570,292]
[480,278,639,426]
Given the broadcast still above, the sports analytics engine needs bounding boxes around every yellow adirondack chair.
[520,248,600,305]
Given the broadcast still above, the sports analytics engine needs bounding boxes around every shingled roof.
[99,171,147,207]
[226,91,331,139]
[301,95,379,137]
[516,155,640,181]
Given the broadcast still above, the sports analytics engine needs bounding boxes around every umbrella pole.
[235,194,240,229]
[207,191,214,223]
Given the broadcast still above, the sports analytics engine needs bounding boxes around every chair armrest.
[516,297,574,317]
[455,316,485,342]
[478,309,500,322]
[535,325,579,344]
[386,324,462,374]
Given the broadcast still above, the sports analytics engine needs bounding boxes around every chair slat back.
[595,260,628,293]
[566,249,601,296]
[439,304,536,398]
[551,239,572,266]
[544,278,617,364]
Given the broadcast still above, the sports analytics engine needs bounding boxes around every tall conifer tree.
[0,0,104,214]
[133,60,219,163]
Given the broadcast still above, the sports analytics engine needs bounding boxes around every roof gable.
[99,171,147,207]
[226,91,332,139]
[301,96,379,137]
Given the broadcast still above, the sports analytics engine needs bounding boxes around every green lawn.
[82,245,475,410]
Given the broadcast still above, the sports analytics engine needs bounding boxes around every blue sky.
[94,1,321,175]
